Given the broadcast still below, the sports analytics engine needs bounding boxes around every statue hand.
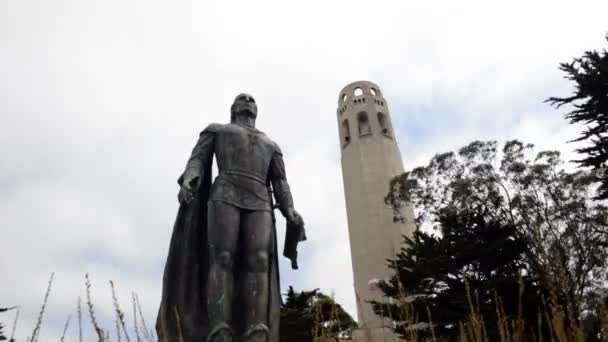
[178,174,200,204]
[286,208,304,227]
[183,174,201,193]
[178,187,194,204]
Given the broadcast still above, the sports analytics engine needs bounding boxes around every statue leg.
[240,209,272,341]
[207,201,240,341]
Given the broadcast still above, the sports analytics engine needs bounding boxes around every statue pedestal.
[351,326,398,342]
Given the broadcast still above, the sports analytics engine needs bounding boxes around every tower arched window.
[341,119,351,147]
[354,87,363,97]
[358,112,372,136]
[377,112,392,138]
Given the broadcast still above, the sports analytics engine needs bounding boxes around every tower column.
[336,81,416,341]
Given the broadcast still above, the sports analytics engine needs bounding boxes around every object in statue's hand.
[283,211,307,270]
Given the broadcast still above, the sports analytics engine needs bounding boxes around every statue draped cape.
[155,164,282,342]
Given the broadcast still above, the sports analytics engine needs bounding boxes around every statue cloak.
[156,164,282,342]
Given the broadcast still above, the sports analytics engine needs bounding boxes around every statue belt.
[217,170,267,185]
[210,171,271,211]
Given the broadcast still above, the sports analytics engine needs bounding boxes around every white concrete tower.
[336,81,415,341]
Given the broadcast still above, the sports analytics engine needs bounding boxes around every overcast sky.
[1,0,607,340]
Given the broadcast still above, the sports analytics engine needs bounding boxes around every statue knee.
[214,250,234,270]
[245,251,269,273]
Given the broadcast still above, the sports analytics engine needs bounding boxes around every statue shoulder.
[254,130,282,155]
[267,137,283,155]
[201,123,224,135]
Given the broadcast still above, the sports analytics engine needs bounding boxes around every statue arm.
[269,150,297,220]
[270,149,306,267]
[178,125,217,193]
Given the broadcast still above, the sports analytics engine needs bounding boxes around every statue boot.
[207,322,233,342]
[240,324,269,342]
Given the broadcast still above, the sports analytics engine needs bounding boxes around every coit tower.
[336,81,416,341]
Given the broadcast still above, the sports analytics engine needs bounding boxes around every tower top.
[338,80,384,105]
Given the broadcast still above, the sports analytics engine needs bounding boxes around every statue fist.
[286,208,304,227]
[182,174,200,193]
[178,174,200,204]
[178,187,194,204]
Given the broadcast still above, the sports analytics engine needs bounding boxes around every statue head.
[230,93,258,124]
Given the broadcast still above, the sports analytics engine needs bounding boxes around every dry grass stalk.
[85,273,106,342]
[347,271,607,342]
[393,284,420,342]
[599,301,608,341]
[540,296,556,342]
[492,278,526,342]
[536,307,543,342]
[9,308,19,342]
[461,281,486,342]
[133,293,151,342]
[494,292,507,342]
[425,306,437,342]
[115,315,122,342]
[514,278,525,341]
[110,280,131,342]
[77,297,83,342]
[0,306,18,312]
[30,272,54,342]
[132,293,142,342]
[5,270,606,342]
[60,315,71,342]
[543,271,585,342]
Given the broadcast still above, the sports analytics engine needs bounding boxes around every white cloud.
[1,0,607,338]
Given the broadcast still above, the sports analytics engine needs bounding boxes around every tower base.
[351,327,398,342]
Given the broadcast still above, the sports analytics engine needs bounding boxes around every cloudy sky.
[1,0,607,339]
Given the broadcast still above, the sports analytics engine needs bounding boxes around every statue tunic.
[182,123,294,215]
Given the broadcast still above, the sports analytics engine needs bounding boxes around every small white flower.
[368,278,381,291]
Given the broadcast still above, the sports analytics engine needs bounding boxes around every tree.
[381,140,608,338]
[280,287,317,342]
[371,206,545,340]
[280,286,356,342]
[547,35,608,200]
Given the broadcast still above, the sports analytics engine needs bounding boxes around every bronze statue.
[156,94,306,342]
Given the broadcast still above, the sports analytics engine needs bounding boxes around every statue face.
[231,93,258,119]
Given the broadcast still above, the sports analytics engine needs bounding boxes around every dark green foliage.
[381,140,608,338]
[280,287,317,342]
[547,35,608,199]
[280,286,356,342]
[372,208,545,340]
